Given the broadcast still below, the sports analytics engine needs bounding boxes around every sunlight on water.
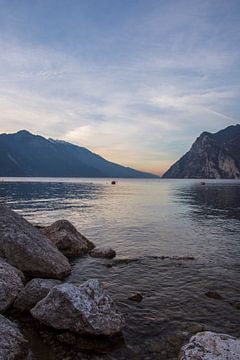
[0,178,240,359]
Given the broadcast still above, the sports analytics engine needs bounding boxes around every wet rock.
[90,246,116,259]
[31,279,125,336]
[205,291,223,300]
[178,331,240,360]
[38,220,95,258]
[0,314,28,359]
[14,278,61,312]
[56,331,125,353]
[128,292,143,303]
[229,301,240,310]
[0,258,24,312]
[0,203,71,279]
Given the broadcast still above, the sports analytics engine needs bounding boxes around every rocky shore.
[0,203,240,359]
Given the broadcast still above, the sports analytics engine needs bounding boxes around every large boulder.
[0,258,24,312]
[179,331,240,360]
[31,279,125,336]
[14,278,61,312]
[0,204,71,279]
[38,220,95,258]
[90,246,116,259]
[0,314,28,359]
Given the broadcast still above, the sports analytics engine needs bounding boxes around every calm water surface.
[1,178,240,359]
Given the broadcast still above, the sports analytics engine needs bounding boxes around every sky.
[0,0,239,175]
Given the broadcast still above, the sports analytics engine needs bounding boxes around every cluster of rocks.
[0,203,240,360]
[0,203,121,359]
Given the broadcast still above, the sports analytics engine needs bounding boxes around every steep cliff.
[163,125,240,179]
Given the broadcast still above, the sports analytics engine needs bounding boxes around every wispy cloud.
[0,0,239,175]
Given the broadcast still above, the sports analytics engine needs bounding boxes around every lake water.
[1,178,240,359]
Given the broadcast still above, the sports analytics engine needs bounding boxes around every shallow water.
[1,178,240,359]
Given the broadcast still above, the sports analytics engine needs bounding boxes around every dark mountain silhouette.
[163,124,240,179]
[0,130,158,178]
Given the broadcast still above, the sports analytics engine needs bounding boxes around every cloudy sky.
[0,0,239,175]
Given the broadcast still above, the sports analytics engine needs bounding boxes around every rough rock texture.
[14,278,61,312]
[163,124,240,179]
[0,258,24,312]
[179,331,240,360]
[38,220,95,258]
[0,314,28,359]
[31,279,125,336]
[0,203,71,279]
[90,246,116,259]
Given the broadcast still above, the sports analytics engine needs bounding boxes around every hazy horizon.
[0,0,239,175]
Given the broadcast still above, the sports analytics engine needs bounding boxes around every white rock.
[31,279,124,336]
[179,331,240,360]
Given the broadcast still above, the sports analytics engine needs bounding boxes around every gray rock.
[38,220,95,258]
[0,258,24,312]
[90,246,116,259]
[31,279,125,336]
[14,278,61,312]
[0,204,71,279]
[0,314,28,359]
[179,331,240,360]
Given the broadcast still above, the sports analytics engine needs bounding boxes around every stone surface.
[0,258,24,312]
[90,246,116,259]
[0,203,71,279]
[0,314,28,359]
[163,124,240,179]
[128,292,143,303]
[179,331,240,360]
[31,279,125,336]
[14,278,61,312]
[38,220,95,258]
[205,291,223,300]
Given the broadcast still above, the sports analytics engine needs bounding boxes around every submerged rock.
[90,246,116,259]
[0,258,24,312]
[128,292,143,303]
[205,291,223,300]
[0,314,28,359]
[31,279,125,336]
[0,203,71,279]
[179,331,240,360]
[38,220,95,258]
[14,278,61,312]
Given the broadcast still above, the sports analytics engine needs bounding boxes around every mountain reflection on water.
[0,178,240,360]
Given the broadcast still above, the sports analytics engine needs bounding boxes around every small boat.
[201,181,206,185]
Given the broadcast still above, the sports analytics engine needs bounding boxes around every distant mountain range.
[0,130,158,178]
[163,124,240,179]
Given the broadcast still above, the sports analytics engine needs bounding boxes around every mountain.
[163,124,240,179]
[0,130,158,178]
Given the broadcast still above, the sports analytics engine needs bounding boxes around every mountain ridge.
[0,130,158,178]
[163,124,240,179]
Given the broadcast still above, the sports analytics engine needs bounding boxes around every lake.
[1,178,240,359]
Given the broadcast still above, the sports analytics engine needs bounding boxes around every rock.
[14,278,61,312]
[178,331,240,360]
[128,292,143,303]
[90,246,116,259]
[205,291,223,300]
[38,220,95,258]
[0,314,28,359]
[0,258,24,312]
[0,204,71,279]
[31,279,125,336]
